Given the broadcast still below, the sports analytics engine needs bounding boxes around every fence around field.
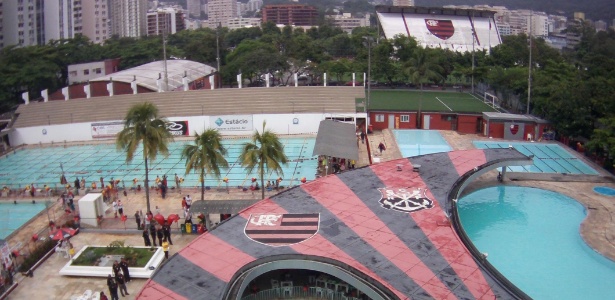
[241,286,363,300]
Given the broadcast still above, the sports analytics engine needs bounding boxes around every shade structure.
[167,214,180,223]
[50,228,77,240]
[154,213,165,225]
[313,120,359,161]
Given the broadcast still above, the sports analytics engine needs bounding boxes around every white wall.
[10,113,363,145]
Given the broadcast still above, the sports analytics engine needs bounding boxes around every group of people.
[320,156,356,174]
[155,175,169,198]
[60,191,76,213]
[104,258,131,300]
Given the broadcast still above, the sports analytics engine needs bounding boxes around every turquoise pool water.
[458,186,615,299]
[393,130,452,157]
[594,186,615,196]
[0,202,48,239]
[0,137,318,189]
[473,141,598,175]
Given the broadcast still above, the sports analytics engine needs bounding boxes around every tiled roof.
[138,148,530,300]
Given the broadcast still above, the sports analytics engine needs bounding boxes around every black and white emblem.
[378,187,434,213]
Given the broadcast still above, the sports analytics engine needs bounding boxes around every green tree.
[239,121,288,199]
[181,129,229,201]
[116,102,173,213]
[405,48,443,127]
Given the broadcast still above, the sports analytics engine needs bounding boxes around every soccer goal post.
[484,92,500,109]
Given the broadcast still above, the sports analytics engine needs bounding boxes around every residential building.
[261,4,318,26]
[110,0,148,38]
[1,0,43,47]
[595,20,607,31]
[68,58,120,84]
[247,0,263,12]
[327,13,369,33]
[573,12,585,21]
[184,18,202,30]
[43,0,82,42]
[207,0,237,28]
[227,17,261,30]
[187,0,201,18]
[147,7,185,36]
[81,0,110,43]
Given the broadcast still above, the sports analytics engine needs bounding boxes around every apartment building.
[109,0,147,38]
[147,7,185,36]
[261,4,318,26]
[207,0,237,28]
[81,0,110,43]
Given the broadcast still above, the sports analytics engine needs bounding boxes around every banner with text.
[91,121,124,139]
[166,120,189,136]
[210,115,253,131]
[92,120,189,138]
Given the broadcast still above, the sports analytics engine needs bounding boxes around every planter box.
[59,246,165,278]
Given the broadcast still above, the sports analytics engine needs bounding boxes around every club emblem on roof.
[244,213,320,247]
[378,187,434,213]
[425,19,455,40]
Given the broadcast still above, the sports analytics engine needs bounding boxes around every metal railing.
[241,287,362,300]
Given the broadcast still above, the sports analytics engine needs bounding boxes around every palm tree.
[181,129,228,201]
[405,48,444,128]
[239,121,288,199]
[116,102,172,213]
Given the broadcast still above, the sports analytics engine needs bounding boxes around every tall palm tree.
[405,48,444,128]
[239,121,288,199]
[116,102,172,213]
[181,129,228,201]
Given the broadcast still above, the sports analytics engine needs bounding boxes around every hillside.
[416,0,614,23]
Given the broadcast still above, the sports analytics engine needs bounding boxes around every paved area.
[3,129,615,300]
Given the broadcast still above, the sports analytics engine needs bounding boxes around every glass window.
[400,115,410,122]
[375,114,385,122]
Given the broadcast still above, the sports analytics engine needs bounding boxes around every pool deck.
[4,129,615,299]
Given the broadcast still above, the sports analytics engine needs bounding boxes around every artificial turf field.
[366,90,500,113]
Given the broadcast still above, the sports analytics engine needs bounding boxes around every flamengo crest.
[244,213,320,247]
[378,187,434,213]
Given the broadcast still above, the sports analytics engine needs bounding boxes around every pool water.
[0,202,48,239]
[393,130,452,157]
[473,141,598,175]
[594,186,615,197]
[0,137,318,190]
[458,186,615,299]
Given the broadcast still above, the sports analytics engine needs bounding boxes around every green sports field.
[364,90,500,113]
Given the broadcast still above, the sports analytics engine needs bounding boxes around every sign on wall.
[91,121,124,139]
[166,121,189,136]
[91,120,190,138]
[210,115,253,131]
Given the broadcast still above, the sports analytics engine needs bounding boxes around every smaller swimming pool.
[393,130,452,157]
[0,201,48,239]
[473,141,598,175]
[594,186,615,197]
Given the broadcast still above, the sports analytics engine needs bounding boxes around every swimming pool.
[393,130,452,157]
[473,141,598,175]
[458,186,615,299]
[0,201,48,239]
[0,137,318,190]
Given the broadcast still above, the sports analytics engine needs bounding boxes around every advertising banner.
[166,121,189,136]
[91,121,124,139]
[210,115,253,132]
[92,120,189,138]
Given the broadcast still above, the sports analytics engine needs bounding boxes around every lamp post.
[527,11,533,115]
[216,22,221,89]
[363,36,373,112]
[162,18,169,92]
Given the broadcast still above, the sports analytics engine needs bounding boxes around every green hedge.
[18,239,56,273]
[72,246,155,267]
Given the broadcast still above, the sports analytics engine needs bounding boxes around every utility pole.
[216,22,221,89]
[364,36,373,112]
[527,11,533,115]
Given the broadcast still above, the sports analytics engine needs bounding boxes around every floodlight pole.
[364,36,373,112]
[216,22,221,89]
[527,11,533,115]
[471,12,475,95]
[163,19,169,92]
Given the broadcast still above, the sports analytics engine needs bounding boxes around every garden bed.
[59,246,164,278]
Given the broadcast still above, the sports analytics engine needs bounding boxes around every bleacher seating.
[377,11,501,53]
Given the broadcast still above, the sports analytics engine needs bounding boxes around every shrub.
[18,239,56,273]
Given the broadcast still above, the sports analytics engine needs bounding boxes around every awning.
[313,119,359,160]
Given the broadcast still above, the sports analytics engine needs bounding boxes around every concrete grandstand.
[376,6,501,52]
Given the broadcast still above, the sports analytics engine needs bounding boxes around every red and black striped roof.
[137,148,529,300]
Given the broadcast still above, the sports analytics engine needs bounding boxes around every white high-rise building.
[187,0,201,18]
[207,0,237,28]
[1,0,41,47]
[43,0,82,42]
[81,0,110,44]
[110,0,148,38]
[247,0,263,12]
